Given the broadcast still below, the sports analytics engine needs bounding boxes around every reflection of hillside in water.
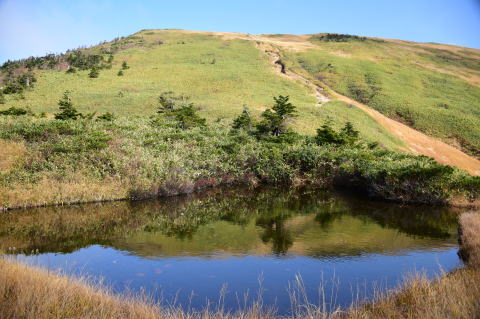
[0,186,460,257]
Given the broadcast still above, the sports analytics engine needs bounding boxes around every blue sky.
[1,0,479,63]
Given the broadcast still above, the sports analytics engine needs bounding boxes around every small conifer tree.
[121,61,129,70]
[232,107,253,131]
[256,95,297,137]
[117,70,124,76]
[156,91,205,129]
[54,91,82,120]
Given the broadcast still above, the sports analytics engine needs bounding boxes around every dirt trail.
[249,36,480,176]
[330,91,480,175]
[251,36,329,106]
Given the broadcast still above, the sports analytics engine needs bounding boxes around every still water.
[0,186,463,314]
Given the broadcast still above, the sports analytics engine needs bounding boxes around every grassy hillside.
[0,30,405,150]
[282,34,480,155]
[1,29,480,209]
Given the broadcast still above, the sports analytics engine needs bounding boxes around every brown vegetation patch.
[415,62,480,87]
[0,258,274,319]
[0,258,163,319]
[0,140,26,174]
[0,174,127,210]
[344,268,480,319]
[459,212,480,267]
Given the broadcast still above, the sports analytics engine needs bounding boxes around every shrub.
[156,91,206,129]
[256,95,297,138]
[157,91,190,113]
[121,61,129,70]
[0,91,4,104]
[97,112,115,121]
[66,67,77,74]
[54,91,82,120]
[16,71,37,88]
[117,70,124,76]
[231,107,253,131]
[89,67,99,78]
[0,107,31,116]
[171,104,206,129]
[311,33,369,42]
[66,51,105,70]
[2,81,24,94]
[315,121,360,146]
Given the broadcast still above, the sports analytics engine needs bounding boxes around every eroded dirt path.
[250,36,330,106]
[249,36,480,176]
[329,91,480,175]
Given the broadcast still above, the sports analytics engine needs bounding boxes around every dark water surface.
[1,187,464,314]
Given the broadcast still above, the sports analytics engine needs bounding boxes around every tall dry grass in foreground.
[1,257,479,319]
[345,268,480,319]
[0,258,274,319]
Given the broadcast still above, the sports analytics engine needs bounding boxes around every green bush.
[231,107,253,131]
[256,95,297,138]
[315,121,359,146]
[66,67,77,74]
[54,91,83,120]
[157,92,206,129]
[97,112,115,121]
[89,67,99,78]
[0,107,32,116]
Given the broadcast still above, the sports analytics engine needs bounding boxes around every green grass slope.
[283,34,480,155]
[0,30,404,150]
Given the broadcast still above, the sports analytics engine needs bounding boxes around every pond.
[0,186,464,315]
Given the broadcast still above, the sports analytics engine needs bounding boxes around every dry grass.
[0,257,274,319]
[1,257,479,319]
[0,173,127,210]
[344,268,480,319]
[0,140,26,174]
[0,258,163,319]
[459,212,480,267]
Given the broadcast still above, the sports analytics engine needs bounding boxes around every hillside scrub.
[0,110,478,209]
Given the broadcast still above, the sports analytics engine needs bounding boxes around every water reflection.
[0,186,465,314]
[0,186,460,257]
